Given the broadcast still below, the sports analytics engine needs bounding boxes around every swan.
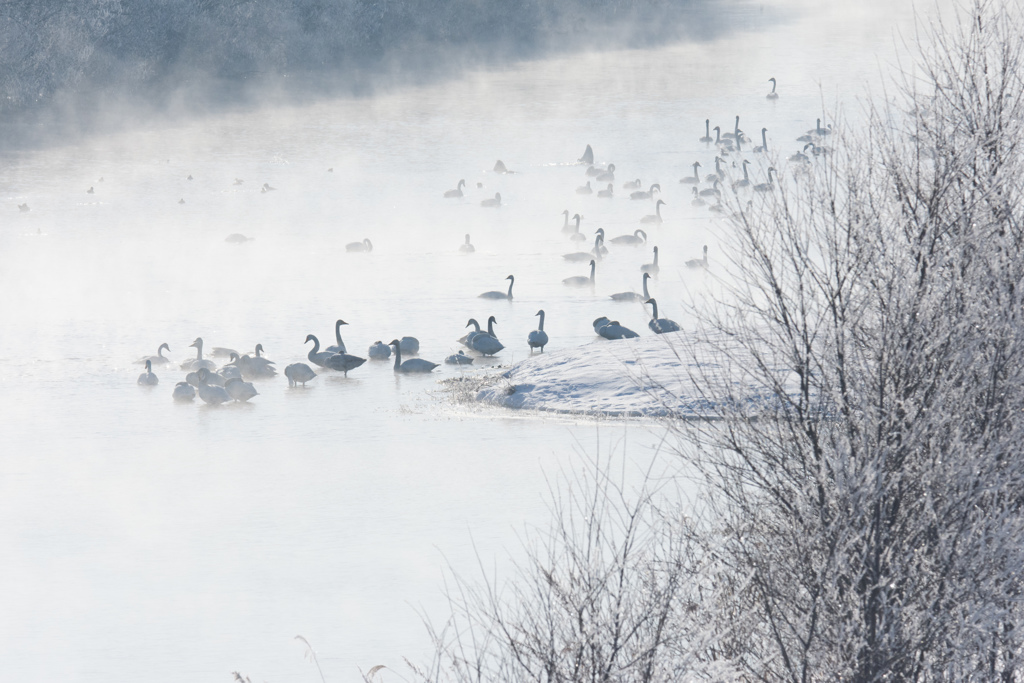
[808,118,831,136]
[593,316,611,333]
[389,340,439,373]
[789,144,811,163]
[646,298,682,333]
[630,183,661,200]
[699,118,714,143]
[181,338,217,371]
[460,234,475,253]
[225,233,253,244]
[219,356,243,380]
[225,377,259,402]
[137,360,158,386]
[471,323,505,355]
[211,345,239,358]
[444,179,466,198]
[686,245,709,269]
[568,213,587,242]
[641,246,660,275]
[767,77,779,100]
[234,350,277,379]
[136,342,171,365]
[305,334,336,367]
[576,181,593,195]
[596,163,616,182]
[400,337,420,354]
[699,179,722,197]
[564,234,602,262]
[691,187,706,207]
[713,126,734,151]
[479,274,514,300]
[368,341,392,359]
[609,228,647,246]
[528,310,549,352]
[578,144,594,165]
[732,160,751,189]
[172,381,195,401]
[680,161,701,184]
[704,157,725,183]
[494,160,514,174]
[196,369,231,405]
[591,229,610,255]
[187,367,224,387]
[284,362,317,386]
[262,183,276,192]
[458,319,482,347]
[446,350,475,365]
[18,203,29,212]
[326,319,349,353]
[585,165,602,177]
[753,167,777,192]
[346,238,373,252]
[610,272,653,302]
[87,186,94,194]
[640,199,666,224]
[597,183,614,198]
[753,128,769,153]
[563,259,596,287]
[623,178,642,190]
[597,320,639,340]
[480,193,501,207]
[560,209,571,232]
[721,115,740,140]
[305,334,367,375]
[253,343,275,363]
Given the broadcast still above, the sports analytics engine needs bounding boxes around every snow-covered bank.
[474,332,793,418]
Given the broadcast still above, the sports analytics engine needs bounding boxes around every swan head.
[495,193,501,201]
[255,343,264,356]
[487,315,497,325]
[505,274,514,282]
[653,246,659,254]
[656,199,666,207]
[637,229,647,240]
[465,234,471,242]
[595,227,605,236]
[645,298,656,306]
[761,127,767,134]
[691,187,698,196]
[388,339,401,348]
[643,272,651,282]
[769,77,776,85]
[608,163,615,172]
[190,337,203,348]
[535,309,543,317]
[573,213,582,222]
[703,244,708,252]
[197,368,210,382]
[743,159,750,166]
[694,160,702,168]
[145,360,152,371]
[159,342,170,353]
[589,259,596,267]
[651,183,661,192]
[305,334,317,345]
[466,318,479,328]
[562,209,569,216]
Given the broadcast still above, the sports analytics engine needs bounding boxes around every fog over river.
[0,0,936,679]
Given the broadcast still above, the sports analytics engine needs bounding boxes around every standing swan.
[641,246,660,275]
[444,179,466,198]
[305,334,366,376]
[137,360,158,386]
[481,193,501,208]
[646,298,682,333]
[136,343,171,365]
[686,245,709,269]
[767,77,779,100]
[479,274,514,299]
[640,199,666,224]
[471,321,505,355]
[563,259,596,287]
[528,310,549,352]
[460,234,475,253]
[284,363,317,386]
[389,340,439,373]
[368,341,392,359]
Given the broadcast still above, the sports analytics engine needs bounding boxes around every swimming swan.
[389,340,439,373]
[225,377,259,402]
[459,319,483,347]
[528,309,549,352]
[563,259,596,287]
[630,183,661,200]
[597,183,614,198]
[368,341,392,359]
[479,274,514,299]
[444,179,466,198]
[767,77,779,100]
[686,245,709,269]
[181,338,217,372]
[172,381,195,401]
[609,229,647,246]
[576,181,593,195]
[596,164,616,182]
[753,167,777,192]
[346,239,373,252]
[623,178,642,190]
[481,192,501,207]
[284,362,317,386]
[699,119,714,143]
[680,161,701,184]
[196,369,231,405]
[640,199,666,224]
[578,144,595,165]
[753,128,769,154]
[137,360,158,385]
[568,213,586,242]
[610,272,652,302]
[732,160,751,189]
[564,234,603,262]
[305,334,366,375]
[646,298,681,333]
[460,234,475,253]
[446,350,474,365]
[641,246,660,275]
[136,342,171,365]
[326,319,349,353]
[691,187,706,207]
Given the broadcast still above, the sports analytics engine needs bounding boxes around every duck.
[480,192,502,207]
[389,340,439,373]
[732,160,752,189]
[680,161,701,184]
[609,229,647,246]
[368,341,392,360]
[445,350,475,365]
[225,377,259,402]
[630,183,661,200]
[623,178,642,190]
[753,167,777,192]
[567,213,587,242]
[753,128,769,154]
[172,381,196,401]
[459,319,483,347]
[578,144,595,165]
[691,187,706,207]
[284,363,317,387]
[610,272,653,302]
[527,310,549,352]
[444,179,466,198]
[563,259,596,287]
[399,337,420,354]
[641,246,660,275]
[136,342,171,365]
[459,234,475,253]
[137,360,159,386]
[686,245,709,269]
[597,320,639,340]
[181,338,217,372]
[326,320,349,353]
[699,119,714,143]
[767,77,779,100]
[493,160,514,174]
[640,199,666,224]
[346,238,373,252]
[576,181,593,195]
[305,334,367,376]
[196,369,231,405]
[479,274,514,299]
[646,298,681,333]
[596,164,616,182]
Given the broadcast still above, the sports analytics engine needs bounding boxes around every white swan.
[641,246,660,275]
[753,127,769,154]
[699,119,714,143]
[306,334,367,376]
[400,337,420,354]
[593,316,611,333]
[713,126,734,151]
[528,310,549,352]
[346,238,373,252]
[721,115,740,140]
[564,234,602,262]
[196,369,231,405]
[691,187,706,207]
[754,167,777,192]
[181,338,216,371]
[704,157,725,184]
[767,77,779,100]
[479,274,514,300]
[560,209,571,232]
[596,319,639,340]
[368,341,392,359]
[494,160,514,174]
[680,161,701,184]
[471,326,505,355]
[596,163,616,182]
[460,234,475,253]
[646,298,681,333]
[284,363,317,387]
[576,181,593,195]
[563,259,596,287]
[732,160,752,189]
[609,229,647,246]
[610,272,652,302]
[459,319,482,347]
[326,319,349,353]
[445,350,474,365]
[699,179,722,198]
[623,178,642,190]
[640,200,666,225]
[578,144,594,165]
[172,381,195,401]
[568,213,587,242]
[136,342,171,365]
[225,377,258,402]
[630,183,661,200]
[597,183,614,198]
[137,360,158,386]
[211,345,239,358]
[389,340,439,373]
[481,193,501,207]
[444,179,466,198]
[789,144,811,163]
[686,245,709,269]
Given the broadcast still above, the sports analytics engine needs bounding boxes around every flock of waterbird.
[128,77,831,405]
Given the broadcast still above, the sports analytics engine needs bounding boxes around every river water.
[0,0,931,680]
